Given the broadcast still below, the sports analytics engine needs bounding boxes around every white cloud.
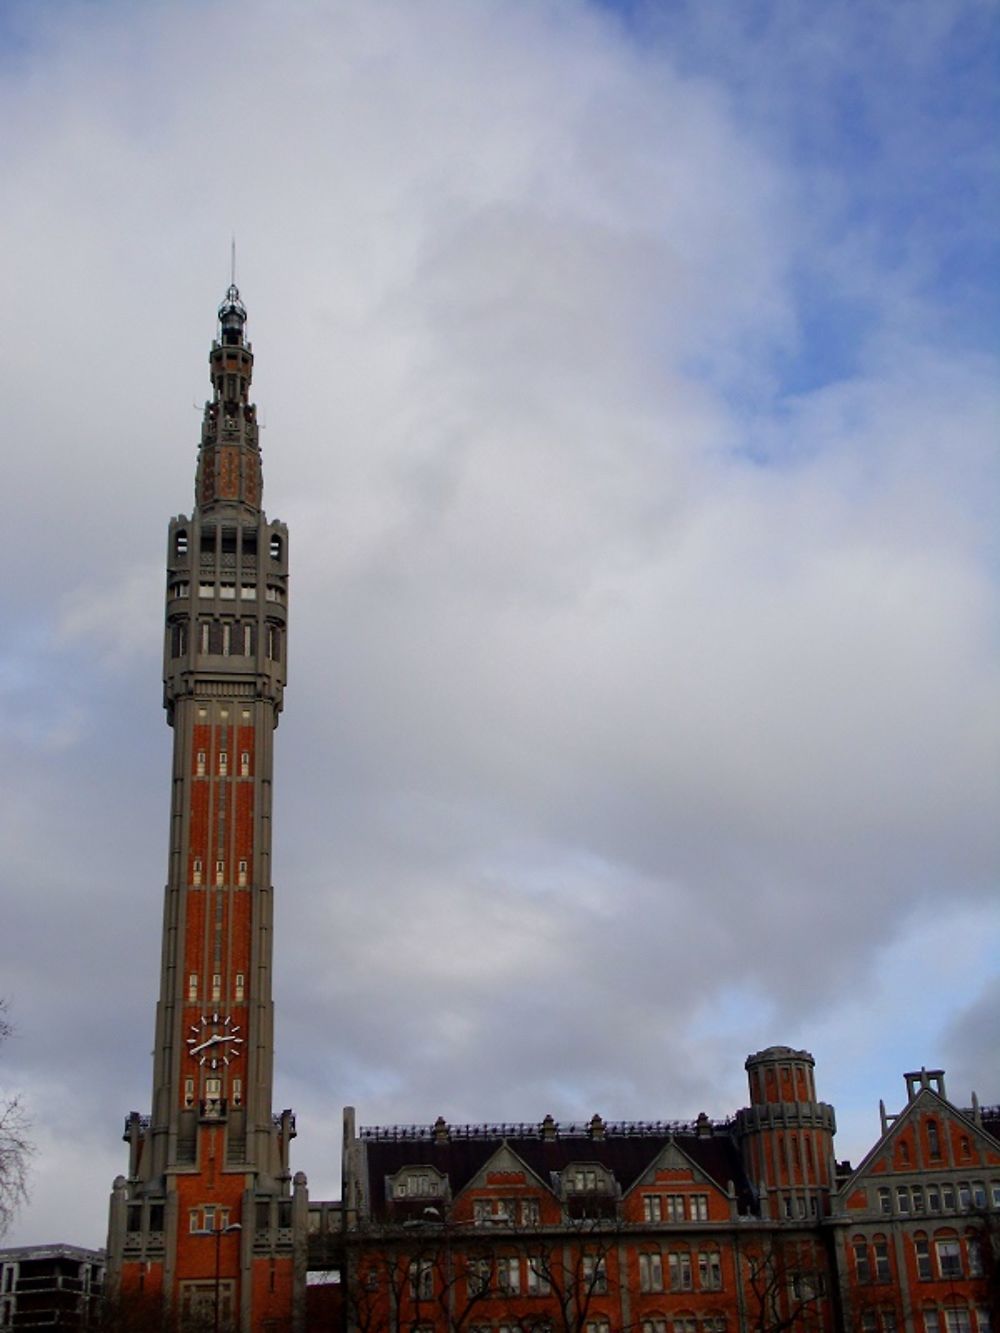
[1,0,996,1247]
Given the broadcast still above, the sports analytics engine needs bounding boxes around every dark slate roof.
[360,1124,753,1220]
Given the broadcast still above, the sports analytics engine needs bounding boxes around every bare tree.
[0,1000,32,1238]
[742,1235,830,1333]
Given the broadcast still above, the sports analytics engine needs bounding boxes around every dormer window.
[564,1165,612,1194]
[388,1167,447,1201]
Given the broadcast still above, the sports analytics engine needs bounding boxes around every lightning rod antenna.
[230,235,236,287]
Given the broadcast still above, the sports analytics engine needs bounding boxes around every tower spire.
[107,287,294,1332]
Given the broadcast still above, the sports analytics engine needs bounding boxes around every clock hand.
[188,1034,223,1055]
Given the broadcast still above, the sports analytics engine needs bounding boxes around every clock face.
[186,1012,244,1068]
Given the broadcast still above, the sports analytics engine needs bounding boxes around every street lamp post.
[208,1219,241,1333]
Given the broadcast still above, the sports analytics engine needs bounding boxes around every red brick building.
[317,1051,997,1333]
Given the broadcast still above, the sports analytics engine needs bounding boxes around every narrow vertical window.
[218,751,228,776]
[192,858,203,885]
[188,973,198,1000]
[196,751,206,777]
[222,622,231,655]
[237,859,248,886]
[232,1078,242,1106]
[240,751,250,777]
[235,973,245,1001]
[211,974,221,1001]
[928,1120,941,1158]
[215,860,225,886]
[184,1078,195,1108]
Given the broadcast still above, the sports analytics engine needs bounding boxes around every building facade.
[0,1244,104,1329]
[105,294,998,1333]
[324,1051,998,1333]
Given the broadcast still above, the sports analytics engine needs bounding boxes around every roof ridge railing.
[359,1117,736,1142]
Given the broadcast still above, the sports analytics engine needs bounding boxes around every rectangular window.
[199,583,214,599]
[879,1187,892,1214]
[196,751,206,776]
[959,1184,971,1209]
[184,1078,195,1108]
[231,1078,242,1106]
[521,1199,540,1225]
[855,1241,871,1283]
[897,1187,911,1213]
[467,1259,490,1297]
[238,859,248,886]
[472,1199,490,1226]
[862,1314,879,1333]
[241,584,256,600]
[215,860,225,886]
[665,1194,684,1222]
[698,1250,722,1290]
[240,751,250,776]
[639,1252,663,1292]
[586,1322,610,1333]
[924,1312,940,1333]
[975,1307,991,1333]
[942,1185,955,1209]
[220,582,235,600]
[643,1322,667,1333]
[498,1257,520,1294]
[972,1181,987,1208]
[409,1261,433,1301]
[581,1256,606,1294]
[668,1252,692,1291]
[936,1240,962,1279]
[874,1240,890,1282]
[188,973,198,1000]
[928,1186,941,1211]
[969,1239,984,1278]
[912,1186,925,1212]
[674,1320,697,1333]
[218,751,228,776]
[192,858,203,885]
[189,1209,200,1234]
[690,1194,709,1221]
[211,974,221,1001]
[526,1257,550,1294]
[945,1312,972,1333]
[243,623,254,655]
[235,973,245,1001]
[915,1238,932,1280]
[644,1194,662,1222]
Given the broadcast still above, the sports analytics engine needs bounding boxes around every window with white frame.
[874,1238,890,1282]
[644,1194,662,1222]
[639,1252,663,1292]
[585,1255,607,1294]
[642,1321,667,1333]
[915,1235,932,1280]
[188,974,198,1000]
[665,1195,684,1222]
[467,1259,490,1297]
[945,1311,972,1333]
[698,1250,721,1290]
[668,1252,692,1292]
[498,1257,520,1294]
[526,1256,550,1294]
[673,1318,697,1333]
[409,1260,433,1301]
[689,1194,708,1221]
[936,1239,962,1279]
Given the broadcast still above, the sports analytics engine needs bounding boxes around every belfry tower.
[108,286,304,1331]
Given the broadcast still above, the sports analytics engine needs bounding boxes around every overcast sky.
[1,0,997,1250]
